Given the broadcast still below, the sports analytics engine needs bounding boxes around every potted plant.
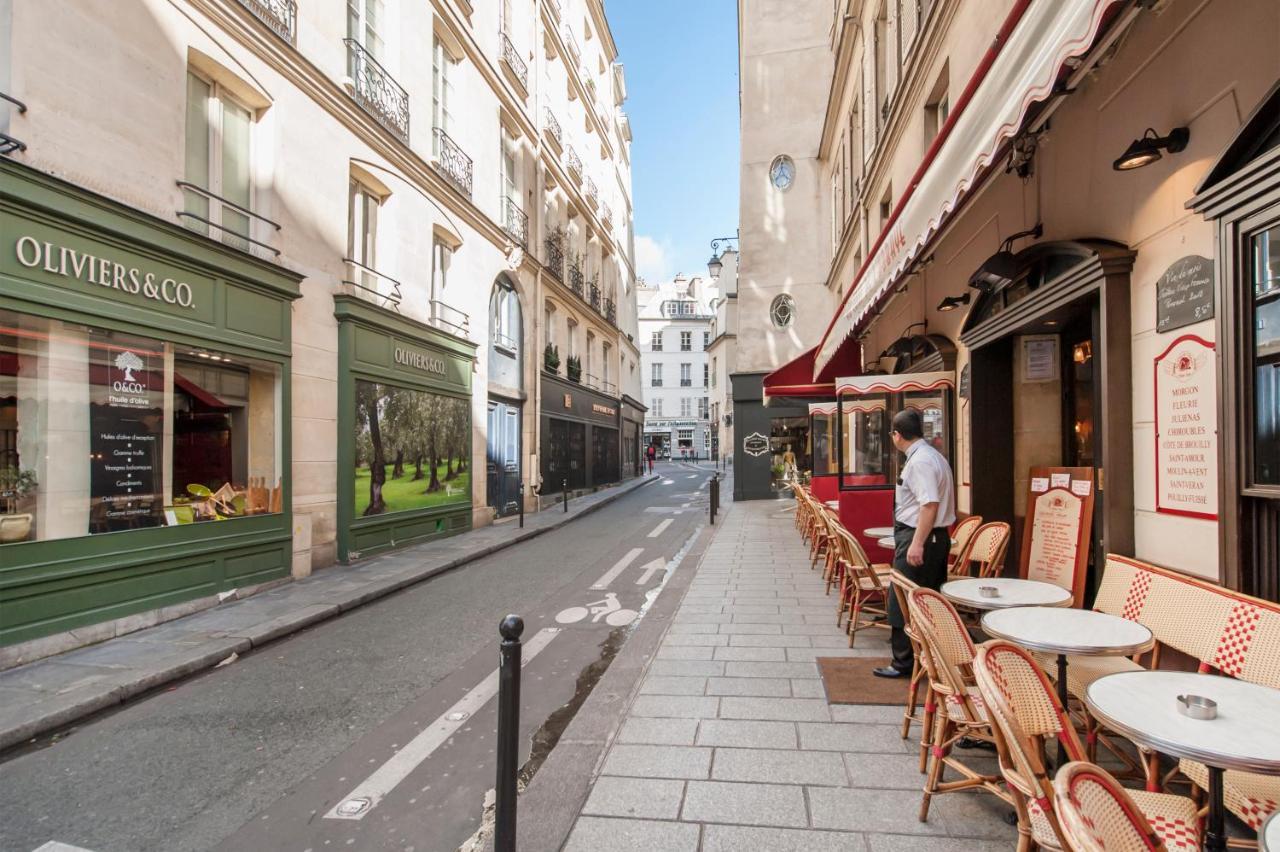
[0,466,37,543]
[566,354,582,383]
[544,343,561,374]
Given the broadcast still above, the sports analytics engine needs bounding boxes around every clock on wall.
[769,155,795,191]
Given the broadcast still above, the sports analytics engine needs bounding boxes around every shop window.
[770,416,809,491]
[183,71,255,251]
[353,381,470,517]
[1250,222,1280,485]
[0,309,282,543]
[842,398,891,485]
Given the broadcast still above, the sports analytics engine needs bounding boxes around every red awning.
[763,345,861,402]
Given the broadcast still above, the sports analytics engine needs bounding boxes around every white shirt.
[894,439,956,528]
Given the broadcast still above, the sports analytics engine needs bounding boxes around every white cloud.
[635,234,671,284]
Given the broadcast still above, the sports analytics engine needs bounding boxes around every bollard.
[495,615,523,852]
[710,473,719,525]
[518,481,524,529]
[563,478,568,513]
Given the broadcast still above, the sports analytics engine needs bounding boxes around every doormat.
[816,656,908,705]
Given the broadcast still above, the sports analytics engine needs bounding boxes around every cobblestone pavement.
[562,499,1018,851]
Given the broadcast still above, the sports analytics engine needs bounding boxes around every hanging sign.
[1155,255,1214,334]
[1020,466,1095,607]
[1154,334,1217,520]
[743,432,769,457]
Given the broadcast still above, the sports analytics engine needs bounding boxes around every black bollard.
[563,478,568,513]
[495,614,523,852]
[518,481,524,529]
[710,473,719,525]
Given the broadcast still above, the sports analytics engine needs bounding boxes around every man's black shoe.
[872,666,910,679]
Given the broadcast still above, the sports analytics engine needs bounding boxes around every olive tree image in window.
[354,381,471,516]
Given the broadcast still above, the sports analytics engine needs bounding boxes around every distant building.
[637,275,717,460]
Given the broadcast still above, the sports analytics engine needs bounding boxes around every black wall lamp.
[706,234,739,278]
[968,223,1043,293]
[1113,127,1190,171]
[937,292,971,312]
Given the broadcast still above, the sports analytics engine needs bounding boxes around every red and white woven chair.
[947,514,983,573]
[889,569,932,773]
[1054,761,1201,852]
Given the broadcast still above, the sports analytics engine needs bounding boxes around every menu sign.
[1020,466,1095,607]
[1156,255,1214,333]
[89,337,163,532]
[1154,334,1218,520]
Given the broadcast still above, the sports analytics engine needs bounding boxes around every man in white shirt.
[873,409,957,679]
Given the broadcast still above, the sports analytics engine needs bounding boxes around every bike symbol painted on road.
[555,592,638,627]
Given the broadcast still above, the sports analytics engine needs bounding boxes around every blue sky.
[609,0,740,284]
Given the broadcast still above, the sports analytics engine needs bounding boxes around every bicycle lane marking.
[647,519,673,538]
[589,547,644,590]
[323,627,561,821]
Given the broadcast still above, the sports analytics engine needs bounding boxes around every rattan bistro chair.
[834,526,890,644]
[1054,762,1201,852]
[908,588,1010,822]
[949,521,1012,581]
[948,515,983,571]
[889,569,932,773]
[972,641,1200,852]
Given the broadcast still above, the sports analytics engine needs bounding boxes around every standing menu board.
[1020,466,1095,607]
[1154,334,1218,520]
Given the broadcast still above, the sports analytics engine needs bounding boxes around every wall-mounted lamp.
[936,292,972,312]
[1112,127,1190,171]
[968,223,1044,293]
[707,234,739,278]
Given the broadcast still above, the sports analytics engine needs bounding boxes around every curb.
[0,475,659,753]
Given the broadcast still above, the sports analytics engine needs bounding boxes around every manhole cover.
[336,797,371,817]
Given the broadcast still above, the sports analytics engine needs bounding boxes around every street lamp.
[707,234,739,279]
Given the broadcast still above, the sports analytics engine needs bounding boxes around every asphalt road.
[0,463,719,852]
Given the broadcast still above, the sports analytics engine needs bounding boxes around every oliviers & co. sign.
[393,346,447,376]
[14,235,197,308]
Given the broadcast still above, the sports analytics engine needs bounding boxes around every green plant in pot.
[0,466,38,543]
[544,343,561,374]
[566,355,582,383]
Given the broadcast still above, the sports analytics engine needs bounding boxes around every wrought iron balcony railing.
[236,0,296,44]
[605,298,616,325]
[568,262,585,297]
[680,379,693,387]
[342,257,403,310]
[344,39,409,142]
[565,144,583,180]
[561,23,581,63]
[586,177,598,207]
[500,32,528,91]
[543,108,563,147]
[0,91,26,155]
[430,299,471,339]
[492,330,518,352]
[433,128,473,197]
[502,196,528,248]
[600,379,617,396]
[544,237,566,282]
[588,281,601,310]
[177,180,282,257]
[601,201,613,228]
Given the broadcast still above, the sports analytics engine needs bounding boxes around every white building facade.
[637,275,716,460]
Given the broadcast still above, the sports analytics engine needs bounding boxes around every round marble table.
[981,606,1153,764]
[877,536,895,549]
[1262,810,1280,851]
[942,578,1072,610]
[864,526,895,539]
[1087,671,1280,852]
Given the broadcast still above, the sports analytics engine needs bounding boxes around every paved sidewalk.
[560,499,1017,851]
[0,474,657,752]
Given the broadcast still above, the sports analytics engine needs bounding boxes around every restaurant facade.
[736,0,1280,601]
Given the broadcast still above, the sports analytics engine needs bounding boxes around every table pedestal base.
[1206,765,1226,852]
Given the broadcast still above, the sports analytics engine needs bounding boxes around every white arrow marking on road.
[635,558,666,584]
[324,627,561,821]
[686,474,697,479]
[590,547,645,589]
[643,507,684,514]
[661,479,675,485]
[647,519,673,538]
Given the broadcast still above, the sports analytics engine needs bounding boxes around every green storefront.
[0,160,302,647]
[335,296,476,563]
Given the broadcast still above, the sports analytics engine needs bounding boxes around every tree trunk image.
[392,448,404,479]
[412,454,424,481]
[363,390,387,516]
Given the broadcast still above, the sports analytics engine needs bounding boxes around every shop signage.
[743,432,769,457]
[591,403,616,417]
[1154,334,1218,520]
[89,337,163,532]
[646,419,699,429]
[1156,255,1214,334]
[392,345,446,375]
[958,364,970,400]
[1021,336,1058,382]
[563,393,572,409]
[14,235,197,309]
[1020,466,1095,607]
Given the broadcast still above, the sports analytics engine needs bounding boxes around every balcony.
[588,281,601,310]
[561,23,581,64]
[177,180,282,259]
[601,201,613,228]
[544,235,566,282]
[680,379,693,388]
[565,144,583,181]
[586,177,598,208]
[568,259,585,298]
[604,298,616,325]
[344,39,409,143]
[430,299,471,339]
[543,107,563,148]
[236,0,296,44]
[342,258,403,311]
[502,196,528,248]
[500,32,528,91]
[433,128,473,197]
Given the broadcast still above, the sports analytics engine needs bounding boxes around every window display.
[0,309,281,544]
[353,381,470,516]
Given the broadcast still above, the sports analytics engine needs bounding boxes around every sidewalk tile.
[663,634,730,647]
[830,705,903,724]
[866,834,1008,852]
[718,696,831,722]
[656,646,716,661]
[564,816,700,852]
[695,719,798,749]
[639,676,707,696]
[628,695,720,719]
[617,717,699,746]
[704,677,790,697]
[717,623,783,635]
[702,825,867,851]
[601,744,712,780]
[798,723,912,754]
[581,777,687,819]
[711,747,848,786]
[722,661,819,679]
[843,753,927,789]
[808,787,948,835]
[728,634,811,647]
[649,660,726,678]
[790,679,825,698]
[712,646,787,662]
[680,780,808,828]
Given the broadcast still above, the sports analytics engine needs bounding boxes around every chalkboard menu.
[1156,255,1214,333]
